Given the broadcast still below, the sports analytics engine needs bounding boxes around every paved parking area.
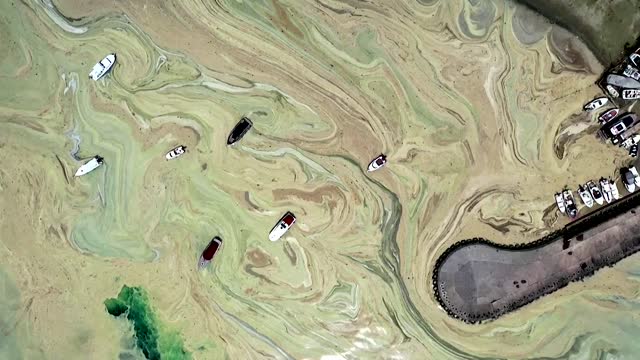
[434,194,640,323]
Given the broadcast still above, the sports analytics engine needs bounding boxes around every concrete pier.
[433,191,640,323]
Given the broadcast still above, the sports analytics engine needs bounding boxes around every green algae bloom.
[105,286,190,360]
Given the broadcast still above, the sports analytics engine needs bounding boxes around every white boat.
[583,97,608,111]
[623,167,637,193]
[606,85,620,98]
[554,193,566,213]
[165,145,186,160]
[631,166,640,188]
[622,89,640,100]
[631,53,640,68]
[74,155,104,177]
[367,154,387,172]
[621,134,640,149]
[577,185,593,208]
[586,180,604,205]
[624,65,640,81]
[562,190,578,219]
[598,108,619,124]
[609,178,620,200]
[268,211,296,241]
[89,53,116,81]
[599,177,613,203]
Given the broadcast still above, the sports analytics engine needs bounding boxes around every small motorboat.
[554,193,566,214]
[586,180,604,205]
[629,144,639,157]
[165,145,186,160]
[631,166,640,188]
[609,178,620,200]
[620,134,640,149]
[624,65,640,81]
[89,53,116,81]
[268,211,296,241]
[598,108,619,124]
[630,53,640,68]
[623,167,636,193]
[577,185,593,208]
[583,97,608,112]
[227,117,253,146]
[198,236,222,270]
[622,89,640,100]
[75,155,104,177]
[562,189,578,219]
[599,177,613,203]
[367,154,387,172]
[606,84,620,98]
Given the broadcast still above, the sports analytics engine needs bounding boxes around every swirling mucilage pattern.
[0,0,637,359]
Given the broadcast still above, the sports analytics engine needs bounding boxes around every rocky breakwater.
[434,190,640,323]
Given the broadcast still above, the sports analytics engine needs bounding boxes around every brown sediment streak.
[433,190,640,323]
[55,154,69,184]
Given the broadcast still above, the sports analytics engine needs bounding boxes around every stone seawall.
[433,190,640,323]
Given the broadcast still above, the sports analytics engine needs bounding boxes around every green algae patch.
[105,286,190,360]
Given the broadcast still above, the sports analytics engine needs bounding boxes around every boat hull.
[268,212,296,241]
[227,117,253,145]
[367,155,387,172]
[89,53,116,81]
[198,237,222,270]
[166,145,186,160]
[75,156,104,177]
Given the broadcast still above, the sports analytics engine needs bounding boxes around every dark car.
[600,113,639,143]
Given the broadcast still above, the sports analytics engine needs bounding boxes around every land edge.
[432,189,640,323]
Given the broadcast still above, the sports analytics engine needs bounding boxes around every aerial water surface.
[1,0,639,359]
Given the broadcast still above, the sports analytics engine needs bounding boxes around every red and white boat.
[367,154,387,172]
[598,108,619,124]
[268,212,296,241]
[198,236,222,270]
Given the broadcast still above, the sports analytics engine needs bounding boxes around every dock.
[433,189,640,323]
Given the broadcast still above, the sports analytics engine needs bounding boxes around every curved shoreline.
[433,190,640,323]
[514,0,640,65]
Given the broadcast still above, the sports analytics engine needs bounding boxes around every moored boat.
[268,211,296,241]
[598,108,619,124]
[609,178,620,200]
[89,53,116,81]
[75,155,104,177]
[631,166,640,188]
[599,177,613,203]
[587,180,604,205]
[367,154,387,172]
[562,189,578,219]
[623,167,636,193]
[624,65,640,81]
[554,193,566,214]
[198,236,222,270]
[227,117,253,146]
[165,145,187,160]
[630,53,640,68]
[622,89,640,100]
[583,97,608,112]
[577,185,593,208]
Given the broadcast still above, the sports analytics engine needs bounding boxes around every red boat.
[198,236,222,270]
[268,212,296,241]
[598,108,619,124]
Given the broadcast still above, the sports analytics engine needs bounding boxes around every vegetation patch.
[105,285,190,360]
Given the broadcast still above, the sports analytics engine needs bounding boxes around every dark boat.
[227,117,253,145]
[198,236,222,270]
